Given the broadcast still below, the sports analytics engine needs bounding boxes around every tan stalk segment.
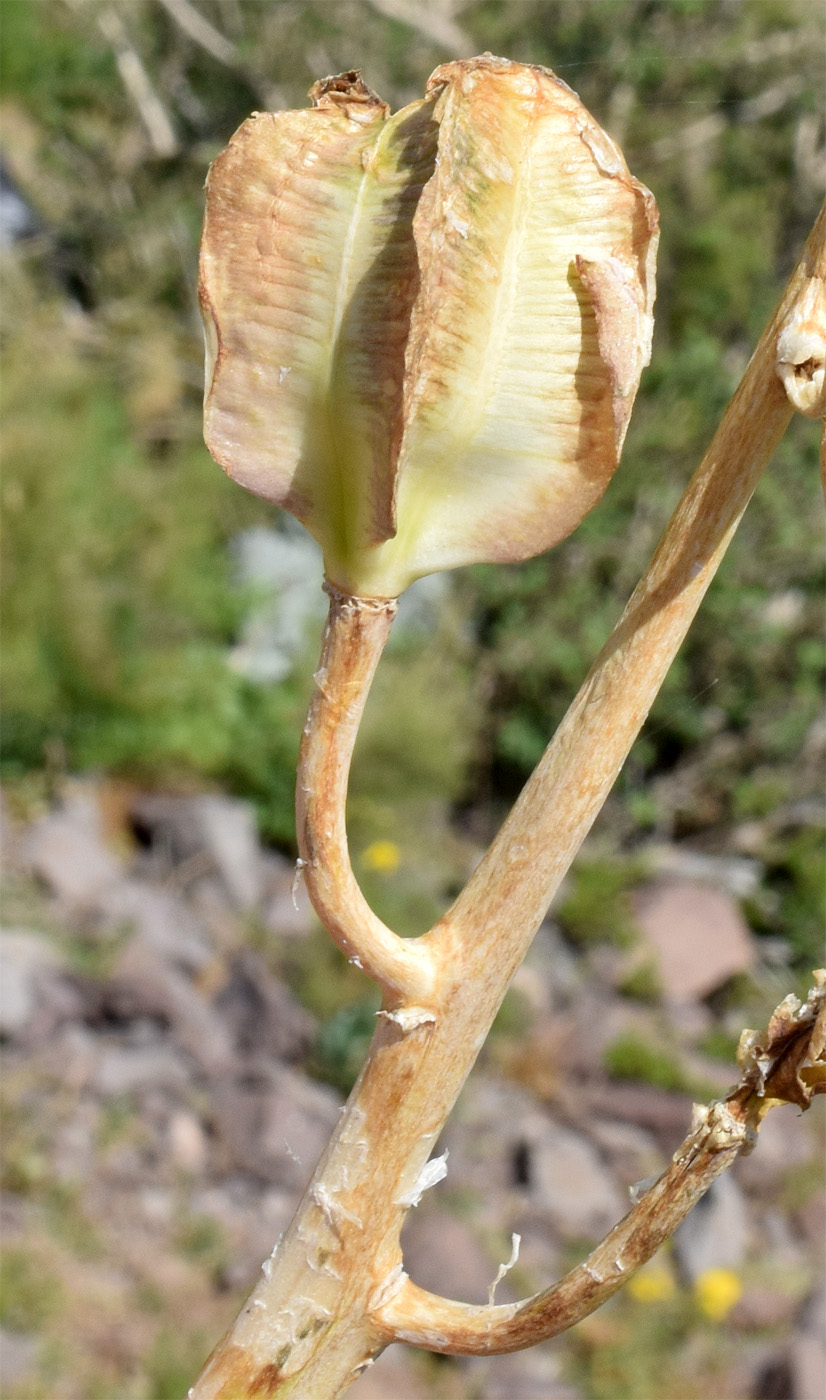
[296,583,435,1002]
[190,205,824,1400]
[431,200,824,972]
[380,976,826,1353]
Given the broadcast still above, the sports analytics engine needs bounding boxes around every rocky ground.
[0,778,823,1400]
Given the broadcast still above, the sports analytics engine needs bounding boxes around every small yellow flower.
[628,1265,677,1304]
[361,840,401,874]
[693,1267,742,1322]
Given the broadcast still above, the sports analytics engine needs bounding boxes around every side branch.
[296,583,435,1002]
[377,974,826,1354]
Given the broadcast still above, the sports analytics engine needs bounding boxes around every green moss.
[42,1184,101,1261]
[618,959,663,1004]
[313,1000,379,1093]
[174,1214,227,1270]
[96,1095,138,1152]
[277,926,374,1026]
[134,1279,166,1316]
[603,1032,695,1094]
[145,1326,211,1400]
[569,1287,724,1400]
[557,858,645,949]
[0,1094,50,1197]
[698,1028,741,1064]
[0,1249,63,1332]
[778,1157,826,1213]
[490,986,533,1038]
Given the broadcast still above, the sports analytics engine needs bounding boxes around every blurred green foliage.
[569,1283,732,1400]
[0,1246,63,1332]
[557,857,645,948]
[314,1000,380,1093]
[603,1029,714,1096]
[144,1325,212,1400]
[618,957,663,1004]
[1,1,823,950]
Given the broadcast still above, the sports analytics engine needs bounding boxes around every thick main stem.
[190,205,825,1399]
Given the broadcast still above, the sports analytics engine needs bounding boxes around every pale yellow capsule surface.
[200,57,658,597]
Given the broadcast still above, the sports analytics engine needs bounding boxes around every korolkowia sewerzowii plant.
[191,55,826,1400]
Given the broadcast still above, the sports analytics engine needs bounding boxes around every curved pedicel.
[295,582,436,1003]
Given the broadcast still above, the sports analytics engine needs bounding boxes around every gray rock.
[736,1100,815,1192]
[189,1182,295,1275]
[0,930,63,1038]
[642,843,763,899]
[0,1328,39,1387]
[442,1076,544,1194]
[139,1187,174,1225]
[791,1331,826,1400]
[348,1343,430,1400]
[213,947,315,1062]
[130,793,263,910]
[211,1064,341,1186]
[631,878,756,1002]
[20,970,91,1050]
[51,1098,100,1183]
[469,1347,583,1400]
[95,1042,190,1095]
[97,880,212,972]
[506,1205,562,1287]
[584,1117,664,1193]
[673,1171,749,1282]
[514,921,582,1017]
[228,525,452,687]
[41,1023,100,1093]
[528,1120,625,1241]
[800,1284,826,1344]
[731,1288,798,1330]
[228,525,326,684]
[22,801,122,908]
[402,1208,496,1306]
[167,1110,208,1175]
[577,1082,693,1154]
[553,986,660,1079]
[795,1190,826,1253]
[196,795,263,910]
[110,938,234,1076]
[759,1206,811,1270]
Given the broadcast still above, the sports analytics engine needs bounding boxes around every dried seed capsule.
[200,56,658,597]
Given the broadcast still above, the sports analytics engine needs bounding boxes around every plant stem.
[382,976,826,1351]
[189,202,825,1400]
[296,582,435,1003]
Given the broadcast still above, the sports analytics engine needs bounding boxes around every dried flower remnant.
[775,275,826,419]
[775,270,826,497]
[199,56,658,598]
